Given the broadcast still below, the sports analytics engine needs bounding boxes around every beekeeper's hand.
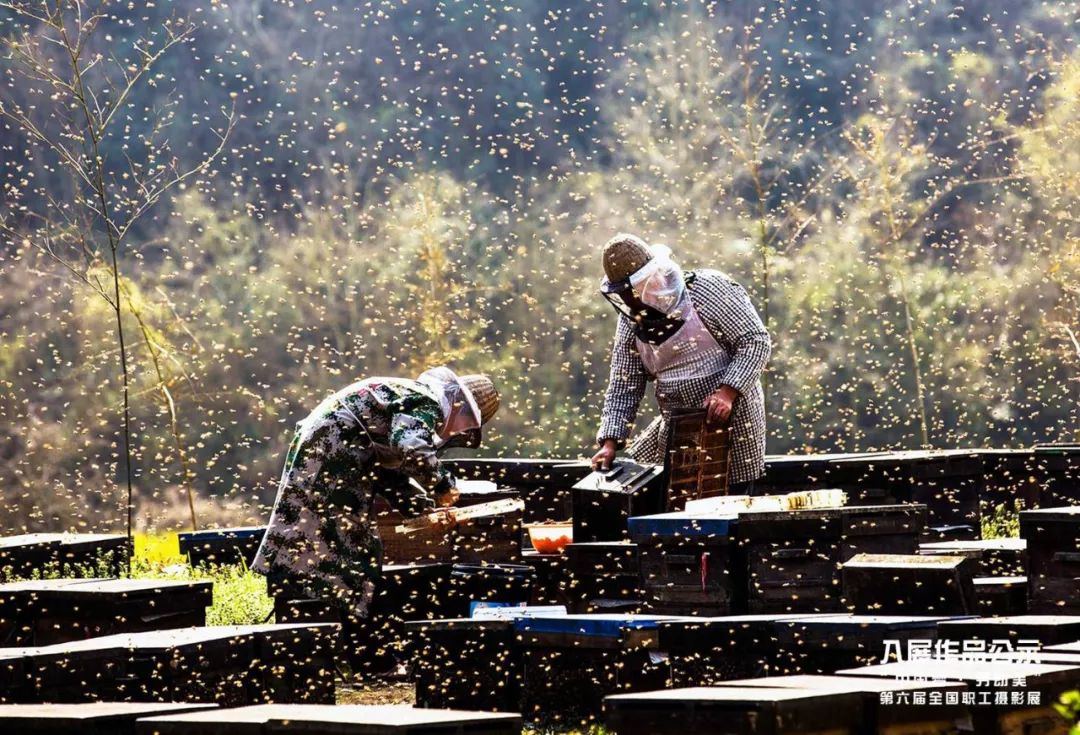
[704,385,739,425]
[436,487,461,507]
[433,508,458,532]
[591,439,618,471]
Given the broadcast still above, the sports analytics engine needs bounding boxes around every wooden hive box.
[0,534,129,580]
[839,504,926,559]
[406,617,522,713]
[135,703,294,734]
[273,563,451,676]
[711,674,970,735]
[443,457,592,525]
[138,703,522,735]
[177,527,265,568]
[17,624,338,706]
[730,504,927,616]
[0,703,216,735]
[1032,444,1080,508]
[1020,506,1080,614]
[657,613,846,686]
[571,463,666,543]
[0,578,213,647]
[0,648,27,703]
[977,448,1040,510]
[736,507,842,614]
[937,615,1080,648]
[443,563,535,620]
[841,554,977,615]
[838,658,1080,735]
[627,513,741,616]
[565,541,642,614]
[918,538,1027,577]
[519,550,572,608]
[514,614,678,726]
[775,614,972,675]
[974,576,1029,617]
[757,453,862,495]
[833,451,984,536]
[604,686,865,735]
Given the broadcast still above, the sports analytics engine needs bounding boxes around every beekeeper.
[591,233,771,495]
[253,366,500,616]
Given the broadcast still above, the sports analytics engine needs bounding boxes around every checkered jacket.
[596,269,771,484]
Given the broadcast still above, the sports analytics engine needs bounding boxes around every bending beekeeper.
[591,233,771,495]
[253,366,499,616]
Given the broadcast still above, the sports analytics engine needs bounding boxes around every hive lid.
[514,613,680,638]
[626,512,737,540]
[837,658,1080,684]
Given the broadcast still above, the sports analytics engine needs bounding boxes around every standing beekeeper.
[591,233,771,495]
[253,366,500,616]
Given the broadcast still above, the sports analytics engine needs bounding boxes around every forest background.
[1,0,1079,532]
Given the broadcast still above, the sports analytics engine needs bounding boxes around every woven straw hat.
[602,233,653,283]
[459,374,500,425]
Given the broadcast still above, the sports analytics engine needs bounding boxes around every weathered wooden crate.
[1020,506,1080,614]
[0,534,129,579]
[658,613,845,686]
[177,527,265,568]
[628,513,741,615]
[918,538,1027,577]
[839,658,1080,735]
[664,408,731,509]
[1033,444,1080,508]
[137,703,523,735]
[710,674,970,735]
[937,615,1080,648]
[841,554,977,615]
[776,614,968,675]
[571,463,666,543]
[604,685,865,735]
[407,617,522,713]
[515,614,674,725]
[11,624,338,706]
[0,703,216,735]
[974,576,1028,617]
[565,542,642,613]
[0,578,212,647]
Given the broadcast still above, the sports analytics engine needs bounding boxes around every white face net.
[416,366,482,446]
[627,244,687,316]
